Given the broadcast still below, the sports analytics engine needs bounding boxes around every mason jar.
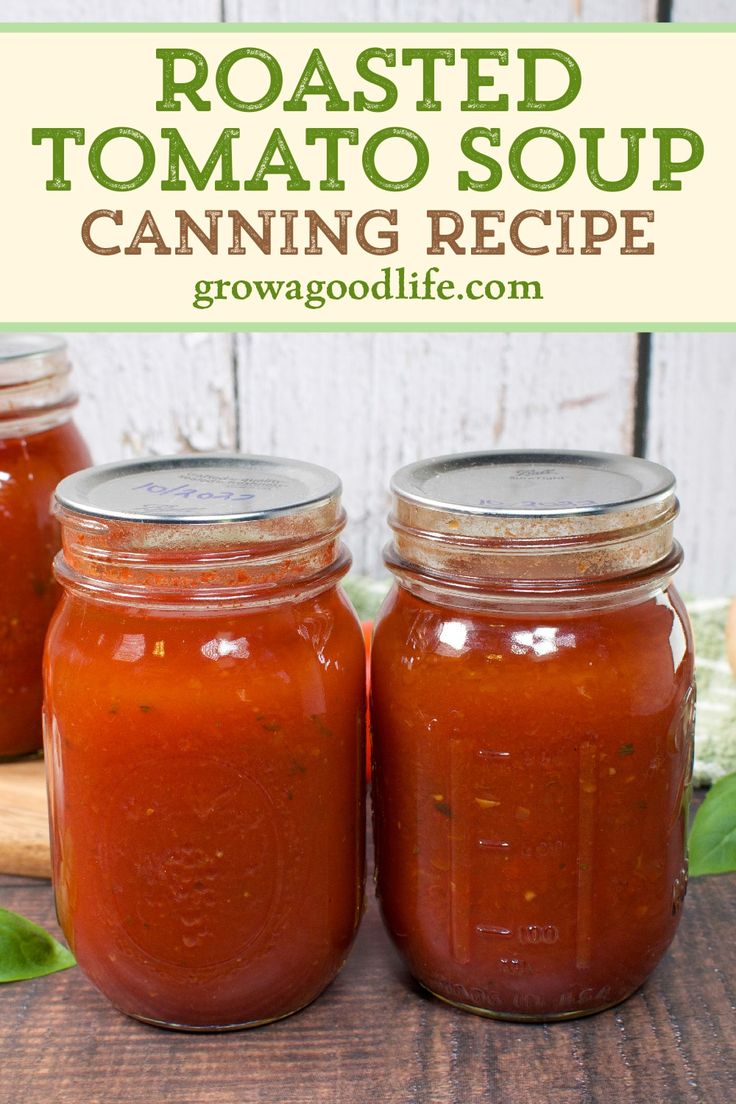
[371,450,694,1021]
[44,454,366,1030]
[0,335,91,759]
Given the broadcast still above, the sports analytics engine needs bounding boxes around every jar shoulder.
[373,582,694,674]
[0,419,91,490]
[46,585,364,676]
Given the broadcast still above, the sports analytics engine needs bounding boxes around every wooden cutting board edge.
[0,758,52,879]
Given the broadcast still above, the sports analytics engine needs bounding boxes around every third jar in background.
[0,336,91,759]
[371,451,695,1021]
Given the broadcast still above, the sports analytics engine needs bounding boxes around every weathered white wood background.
[8,0,735,593]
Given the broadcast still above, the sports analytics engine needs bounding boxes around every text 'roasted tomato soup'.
[371,451,694,1021]
[44,454,365,1030]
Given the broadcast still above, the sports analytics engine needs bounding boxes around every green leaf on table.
[0,908,76,982]
[689,772,736,876]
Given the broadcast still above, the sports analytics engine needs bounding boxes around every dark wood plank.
[1,817,734,1104]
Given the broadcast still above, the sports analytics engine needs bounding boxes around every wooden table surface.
[1,817,735,1104]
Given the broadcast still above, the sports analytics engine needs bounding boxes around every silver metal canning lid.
[0,334,68,385]
[391,450,675,520]
[56,453,342,525]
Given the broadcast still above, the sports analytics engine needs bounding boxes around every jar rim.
[0,334,67,385]
[0,334,76,433]
[384,540,684,604]
[387,449,679,585]
[54,453,350,603]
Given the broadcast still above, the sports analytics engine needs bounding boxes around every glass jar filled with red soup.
[0,335,91,759]
[371,451,694,1022]
[45,454,365,1030]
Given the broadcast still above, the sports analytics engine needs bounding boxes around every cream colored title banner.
[0,28,733,328]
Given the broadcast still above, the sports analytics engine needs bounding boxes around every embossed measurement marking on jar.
[450,741,520,963]
[476,924,513,937]
[449,741,595,966]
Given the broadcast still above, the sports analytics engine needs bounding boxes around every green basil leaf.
[0,908,76,982]
[689,772,736,877]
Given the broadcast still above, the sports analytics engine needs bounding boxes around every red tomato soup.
[0,336,91,759]
[44,455,365,1030]
[371,451,694,1021]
